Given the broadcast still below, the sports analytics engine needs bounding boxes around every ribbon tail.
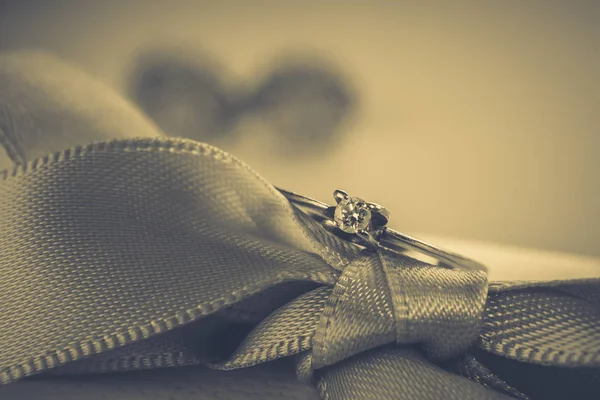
[313,346,515,400]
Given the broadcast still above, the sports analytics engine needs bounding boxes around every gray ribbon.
[0,137,597,400]
[1,52,599,400]
[310,250,488,369]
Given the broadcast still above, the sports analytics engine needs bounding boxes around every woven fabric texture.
[0,52,599,400]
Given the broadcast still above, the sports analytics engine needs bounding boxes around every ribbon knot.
[310,249,489,370]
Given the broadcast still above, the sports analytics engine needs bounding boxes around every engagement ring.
[278,188,487,273]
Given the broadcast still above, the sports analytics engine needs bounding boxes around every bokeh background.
[1,0,599,262]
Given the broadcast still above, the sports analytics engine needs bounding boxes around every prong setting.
[333,195,372,234]
[333,189,349,204]
[331,190,390,249]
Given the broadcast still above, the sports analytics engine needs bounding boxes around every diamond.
[333,196,372,234]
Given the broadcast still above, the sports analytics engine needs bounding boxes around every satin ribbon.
[0,137,598,400]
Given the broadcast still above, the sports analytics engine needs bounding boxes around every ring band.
[277,187,487,273]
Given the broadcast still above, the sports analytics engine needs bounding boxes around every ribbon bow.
[0,137,598,400]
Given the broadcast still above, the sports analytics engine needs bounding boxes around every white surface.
[418,234,600,282]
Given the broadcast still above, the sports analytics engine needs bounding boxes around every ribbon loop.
[311,252,396,369]
[380,250,489,359]
[311,249,488,370]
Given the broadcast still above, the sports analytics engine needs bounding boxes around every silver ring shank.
[277,187,487,273]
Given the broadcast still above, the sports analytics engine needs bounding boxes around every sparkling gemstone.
[333,196,372,234]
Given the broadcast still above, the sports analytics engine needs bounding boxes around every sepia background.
[1,0,598,277]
